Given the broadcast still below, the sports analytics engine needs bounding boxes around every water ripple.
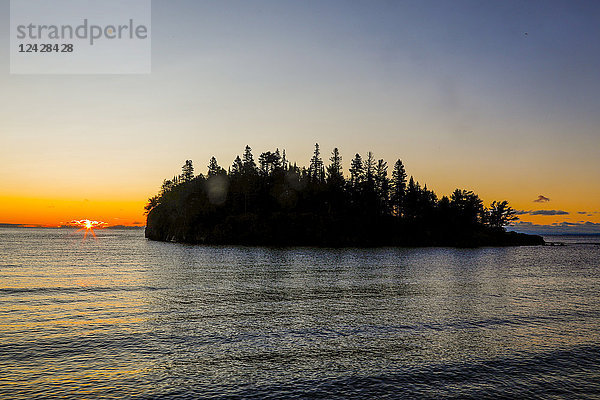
[0,228,599,398]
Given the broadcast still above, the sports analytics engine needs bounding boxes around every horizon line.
[0,223,145,229]
[2,222,598,236]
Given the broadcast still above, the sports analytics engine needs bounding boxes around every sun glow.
[68,219,107,240]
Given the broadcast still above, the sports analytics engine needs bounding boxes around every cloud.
[533,195,550,203]
[515,221,533,226]
[105,225,145,229]
[529,210,569,216]
[516,210,569,216]
[510,221,600,235]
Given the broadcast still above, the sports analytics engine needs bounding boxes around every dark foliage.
[145,144,543,247]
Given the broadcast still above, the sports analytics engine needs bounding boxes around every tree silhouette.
[349,154,363,187]
[144,144,541,247]
[451,189,484,227]
[375,159,389,214]
[208,157,225,176]
[365,151,376,185]
[144,195,159,215]
[391,160,407,216]
[231,156,243,176]
[487,200,518,228]
[309,143,325,183]
[242,145,257,175]
[326,148,344,186]
[259,151,282,176]
[181,160,194,182]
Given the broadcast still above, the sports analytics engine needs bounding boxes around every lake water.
[1,228,599,399]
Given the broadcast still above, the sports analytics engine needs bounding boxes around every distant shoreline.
[2,224,596,237]
[0,224,145,229]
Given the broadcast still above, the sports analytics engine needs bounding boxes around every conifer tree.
[451,189,484,226]
[404,176,419,219]
[281,149,288,171]
[160,179,174,196]
[208,157,224,176]
[391,159,407,216]
[487,200,517,228]
[375,159,389,212]
[231,156,243,176]
[273,149,282,171]
[308,143,324,183]
[365,151,376,184]
[242,145,257,175]
[326,147,344,185]
[181,160,194,182]
[349,153,364,186]
[259,151,272,175]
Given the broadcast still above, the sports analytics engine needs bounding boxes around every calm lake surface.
[1,228,599,399]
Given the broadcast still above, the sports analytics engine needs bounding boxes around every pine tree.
[242,145,257,175]
[403,176,419,219]
[487,200,517,228]
[451,189,484,226]
[144,195,160,214]
[181,160,194,182]
[391,159,407,216]
[160,179,174,196]
[308,143,324,183]
[349,153,363,186]
[326,147,344,185]
[281,149,288,171]
[231,156,243,176]
[258,150,283,176]
[259,151,272,175]
[273,149,282,171]
[365,151,376,184]
[375,159,389,210]
[208,156,224,176]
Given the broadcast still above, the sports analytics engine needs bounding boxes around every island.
[145,144,544,247]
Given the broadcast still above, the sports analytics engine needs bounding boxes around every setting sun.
[67,219,107,239]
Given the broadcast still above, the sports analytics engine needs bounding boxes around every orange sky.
[0,196,146,227]
[0,162,597,228]
[0,136,598,228]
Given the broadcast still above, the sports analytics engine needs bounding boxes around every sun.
[67,219,108,240]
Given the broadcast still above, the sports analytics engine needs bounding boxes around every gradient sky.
[1,0,599,230]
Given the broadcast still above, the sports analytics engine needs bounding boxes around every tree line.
[145,144,525,246]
